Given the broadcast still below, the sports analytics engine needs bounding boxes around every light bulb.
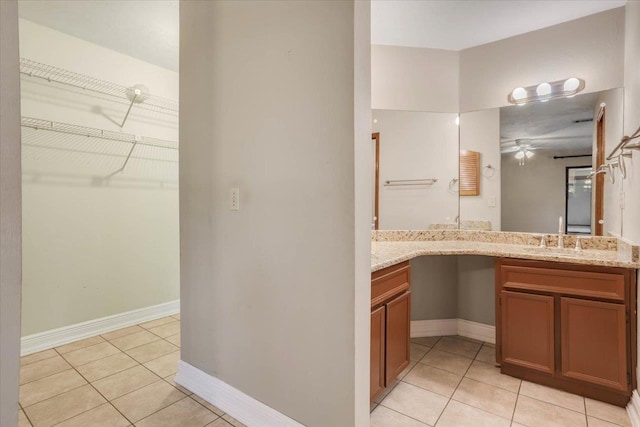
[563,77,580,92]
[514,151,525,160]
[536,82,551,97]
[512,87,527,101]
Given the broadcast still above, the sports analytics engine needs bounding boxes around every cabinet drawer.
[371,261,410,307]
[501,265,625,301]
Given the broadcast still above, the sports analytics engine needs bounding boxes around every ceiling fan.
[502,139,536,165]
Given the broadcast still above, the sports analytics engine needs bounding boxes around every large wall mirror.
[459,88,623,236]
[372,110,459,230]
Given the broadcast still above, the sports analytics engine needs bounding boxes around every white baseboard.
[410,319,458,338]
[628,390,640,427]
[456,319,496,344]
[175,360,303,427]
[21,300,180,356]
[411,318,496,344]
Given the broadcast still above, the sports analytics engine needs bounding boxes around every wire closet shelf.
[20,58,179,114]
[21,117,178,150]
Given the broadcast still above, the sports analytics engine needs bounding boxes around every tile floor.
[371,336,633,427]
[18,314,245,427]
[18,321,633,427]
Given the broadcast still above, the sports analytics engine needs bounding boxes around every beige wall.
[459,108,501,230]
[622,0,640,386]
[18,20,180,336]
[0,1,22,425]
[179,1,370,425]
[457,256,495,326]
[410,257,458,321]
[353,1,372,423]
[459,7,625,112]
[623,2,640,243]
[372,45,459,113]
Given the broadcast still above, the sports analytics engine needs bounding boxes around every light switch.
[488,196,496,207]
[230,188,240,211]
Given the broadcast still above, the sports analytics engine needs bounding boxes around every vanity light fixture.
[507,77,585,105]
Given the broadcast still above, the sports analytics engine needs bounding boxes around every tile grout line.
[25,348,131,427]
[134,395,223,427]
[19,401,36,427]
[377,404,432,426]
[50,347,137,427]
[54,340,182,423]
[445,341,515,424]
[18,317,178,425]
[518,393,590,418]
[20,352,58,367]
[22,329,174,425]
[19,339,180,409]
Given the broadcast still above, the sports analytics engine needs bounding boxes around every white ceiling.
[18,0,179,71]
[18,1,626,71]
[372,0,627,50]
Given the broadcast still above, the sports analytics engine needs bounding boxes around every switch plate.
[488,196,496,207]
[231,188,240,211]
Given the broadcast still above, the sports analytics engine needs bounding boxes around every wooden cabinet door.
[561,297,628,391]
[385,291,410,384]
[501,290,555,374]
[370,305,385,401]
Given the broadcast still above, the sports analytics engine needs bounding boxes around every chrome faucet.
[557,216,564,249]
[539,235,547,248]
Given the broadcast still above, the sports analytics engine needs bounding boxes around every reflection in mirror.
[372,110,459,230]
[566,166,593,234]
[458,109,501,231]
[458,89,623,235]
[499,88,623,236]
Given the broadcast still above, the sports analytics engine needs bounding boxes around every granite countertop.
[370,230,640,272]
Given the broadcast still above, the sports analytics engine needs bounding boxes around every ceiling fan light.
[514,151,525,160]
[525,150,534,158]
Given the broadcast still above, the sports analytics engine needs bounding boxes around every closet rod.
[19,58,179,113]
[21,117,178,150]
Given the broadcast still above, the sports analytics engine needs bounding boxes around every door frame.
[0,1,23,426]
[372,132,380,230]
[595,106,606,236]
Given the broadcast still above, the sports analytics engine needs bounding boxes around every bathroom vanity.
[370,261,411,401]
[370,230,640,405]
[496,258,637,406]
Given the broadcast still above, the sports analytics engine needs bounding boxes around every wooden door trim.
[372,132,380,230]
[370,305,386,401]
[595,109,605,235]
